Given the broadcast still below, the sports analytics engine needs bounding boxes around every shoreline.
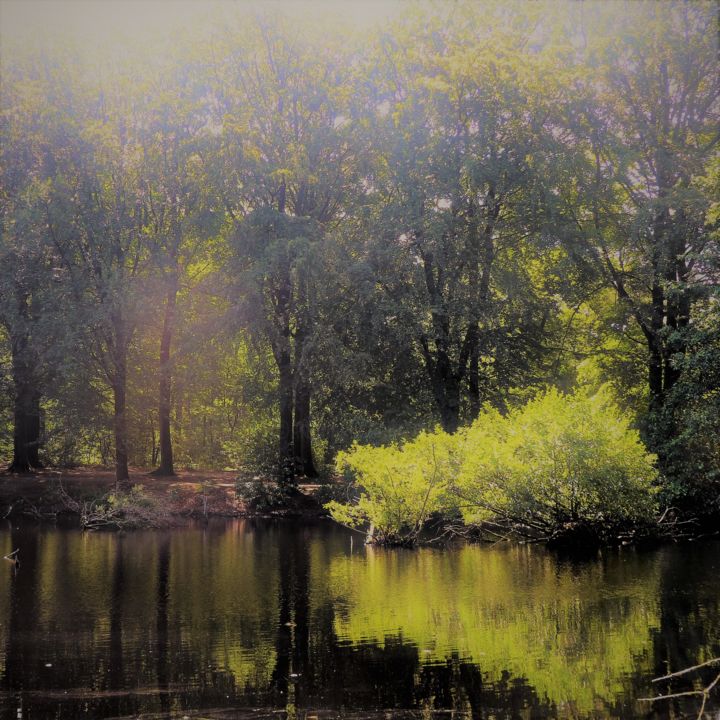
[2,467,718,550]
[0,467,326,524]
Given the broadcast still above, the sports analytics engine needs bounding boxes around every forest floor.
[0,467,326,523]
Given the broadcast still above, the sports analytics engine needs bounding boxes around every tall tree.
[0,55,69,472]
[558,2,719,465]
[47,69,153,486]
[137,62,212,476]
[356,9,560,431]
[209,14,357,481]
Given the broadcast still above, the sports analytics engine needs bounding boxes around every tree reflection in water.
[0,520,717,719]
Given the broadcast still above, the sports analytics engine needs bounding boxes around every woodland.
[1,1,718,543]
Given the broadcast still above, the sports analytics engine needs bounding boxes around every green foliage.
[455,387,659,539]
[654,292,720,513]
[0,2,717,524]
[234,477,294,514]
[328,387,658,544]
[327,430,458,545]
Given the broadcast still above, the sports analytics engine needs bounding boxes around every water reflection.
[0,519,718,719]
[327,544,662,715]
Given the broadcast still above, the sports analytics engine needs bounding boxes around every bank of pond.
[2,388,717,551]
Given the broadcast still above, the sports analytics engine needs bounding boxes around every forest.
[1,0,719,543]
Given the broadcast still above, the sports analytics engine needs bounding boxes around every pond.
[0,518,718,719]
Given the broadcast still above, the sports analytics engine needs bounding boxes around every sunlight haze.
[0,0,403,63]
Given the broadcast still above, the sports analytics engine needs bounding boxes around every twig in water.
[653,658,720,682]
[640,657,720,720]
[3,548,20,569]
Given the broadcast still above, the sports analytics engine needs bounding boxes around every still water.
[0,518,718,719]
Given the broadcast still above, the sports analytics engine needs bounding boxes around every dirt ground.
[0,467,324,521]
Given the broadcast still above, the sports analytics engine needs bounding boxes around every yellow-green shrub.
[455,387,659,537]
[326,430,458,545]
[327,386,659,545]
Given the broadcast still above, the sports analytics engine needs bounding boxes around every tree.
[658,157,720,509]
[0,54,69,472]
[209,13,357,482]
[354,8,564,432]
[558,2,719,470]
[135,61,214,476]
[46,66,154,486]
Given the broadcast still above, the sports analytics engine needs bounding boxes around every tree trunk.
[27,387,41,468]
[420,335,462,434]
[9,332,42,473]
[419,245,463,434]
[468,334,480,420]
[438,375,461,434]
[271,206,296,486]
[663,221,690,394]
[153,273,178,476]
[151,426,158,467]
[466,200,481,421]
[647,200,689,415]
[7,285,43,473]
[277,341,295,485]
[10,384,39,473]
[472,192,497,419]
[292,288,317,478]
[293,379,317,478]
[648,239,666,416]
[648,337,664,415]
[421,337,462,434]
[113,347,130,488]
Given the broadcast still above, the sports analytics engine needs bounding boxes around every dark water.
[0,519,718,720]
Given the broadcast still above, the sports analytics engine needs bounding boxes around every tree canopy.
[0,0,717,521]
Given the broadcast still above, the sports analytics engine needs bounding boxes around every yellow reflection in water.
[328,543,661,714]
[168,521,279,690]
[10,524,281,694]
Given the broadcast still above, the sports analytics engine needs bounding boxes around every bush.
[234,477,294,514]
[326,387,659,545]
[57,483,171,529]
[326,430,458,545]
[455,387,659,541]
